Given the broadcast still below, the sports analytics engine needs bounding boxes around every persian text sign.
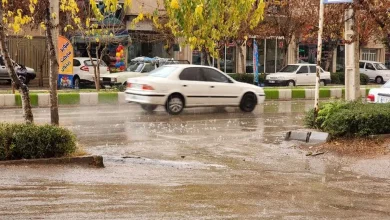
[323,0,353,3]
[58,36,73,75]
[57,36,74,88]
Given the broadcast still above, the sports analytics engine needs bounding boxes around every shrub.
[305,101,390,137]
[0,123,77,161]
[228,73,265,84]
[330,72,369,85]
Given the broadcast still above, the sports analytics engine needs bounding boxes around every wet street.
[0,101,390,219]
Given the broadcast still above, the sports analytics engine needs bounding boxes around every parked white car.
[359,60,390,84]
[125,65,266,115]
[73,57,110,88]
[265,64,331,86]
[367,80,390,103]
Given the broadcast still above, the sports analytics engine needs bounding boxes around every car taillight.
[142,85,154,90]
[127,82,131,88]
[367,94,375,102]
[107,67,110,72]
[80,66,89,71]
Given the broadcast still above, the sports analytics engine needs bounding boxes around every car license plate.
[269,80,275,83]
[379,97,390,103]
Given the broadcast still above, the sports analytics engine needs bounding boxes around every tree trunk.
[0,5,33,124]
[238,44,246,74]
[87,43,100,91]
[217,57,221,70]
[200,48,206,66]
[45,7,59,126]
[206,52,211,66]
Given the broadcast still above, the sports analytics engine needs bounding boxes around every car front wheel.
[166,95,184,115]
[240,93,257,112]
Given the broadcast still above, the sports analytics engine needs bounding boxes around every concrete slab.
[0,94,4,107]
[118,92,127,104]
[38,93,50,107]
[278,89,292,100]
[80,93,98,105]
[0,156,104,168]
[305,89,315,99]
[4,94,15,106]
[285,131,310,142]
[308,131,329,144]
[330,88,342,98]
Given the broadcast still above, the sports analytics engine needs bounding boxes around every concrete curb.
[0,156,104,168]
[0,88,372,108]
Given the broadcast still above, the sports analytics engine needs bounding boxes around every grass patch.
[265,90,279,100]
[319,89,330,98]
[291,89,305,99]
[58,93,80,105]
[98,92,118,104]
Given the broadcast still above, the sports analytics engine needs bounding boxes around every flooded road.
[0,101,390,219]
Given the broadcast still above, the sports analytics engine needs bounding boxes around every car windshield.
[374,63,388,70]
[279,65,299,73]
[148,66,178,78]
[128,63,146,72]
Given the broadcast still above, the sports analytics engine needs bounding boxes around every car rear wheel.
[239,93,257,112]
[320,80,326,86]
[375,76,384,84]
[141,104,158,112]
[287,80,295,87]
[166,95,184,115]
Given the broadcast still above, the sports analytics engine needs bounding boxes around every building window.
[361,49,378,61]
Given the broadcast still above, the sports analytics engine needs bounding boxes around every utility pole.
[344,6,360,101]
[314,0,325,113]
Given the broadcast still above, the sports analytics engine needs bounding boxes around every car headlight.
[111,78,117,82]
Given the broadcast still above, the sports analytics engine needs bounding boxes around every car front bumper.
[264,80,288,86]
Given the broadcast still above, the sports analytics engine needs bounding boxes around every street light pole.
[314,0,325,113]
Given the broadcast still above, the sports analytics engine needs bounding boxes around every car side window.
[179,67,205,81]
[297,66,309,74]
[309,66,316,73]
[202,68,231,83]
[73,59,81,67]
[359,62,365,68]
[366,63,375,70]
[0,57,5,66]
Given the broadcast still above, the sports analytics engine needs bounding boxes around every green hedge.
[0,123,77,160]
[331,72,369,85]
[292,89,305,99]
[228,73,265,84]
[305,101,390,137]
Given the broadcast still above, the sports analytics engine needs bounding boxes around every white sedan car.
[125,65,266,115]
[367,80,390,103]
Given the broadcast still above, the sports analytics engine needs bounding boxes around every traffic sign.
[324,0,352,3]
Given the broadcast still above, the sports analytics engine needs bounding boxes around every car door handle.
[210,86,215,88]
[182,85,187,87]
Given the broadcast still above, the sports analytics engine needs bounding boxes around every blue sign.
[253,39,259,85]
[324,0,353,3]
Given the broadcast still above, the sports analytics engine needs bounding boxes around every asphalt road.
[0,102,389,219]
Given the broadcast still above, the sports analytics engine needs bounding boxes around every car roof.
[360,60,381,63]
[163,64,217,68]
[74,57,99,61]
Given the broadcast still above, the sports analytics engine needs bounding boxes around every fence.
[7,36,49,87]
